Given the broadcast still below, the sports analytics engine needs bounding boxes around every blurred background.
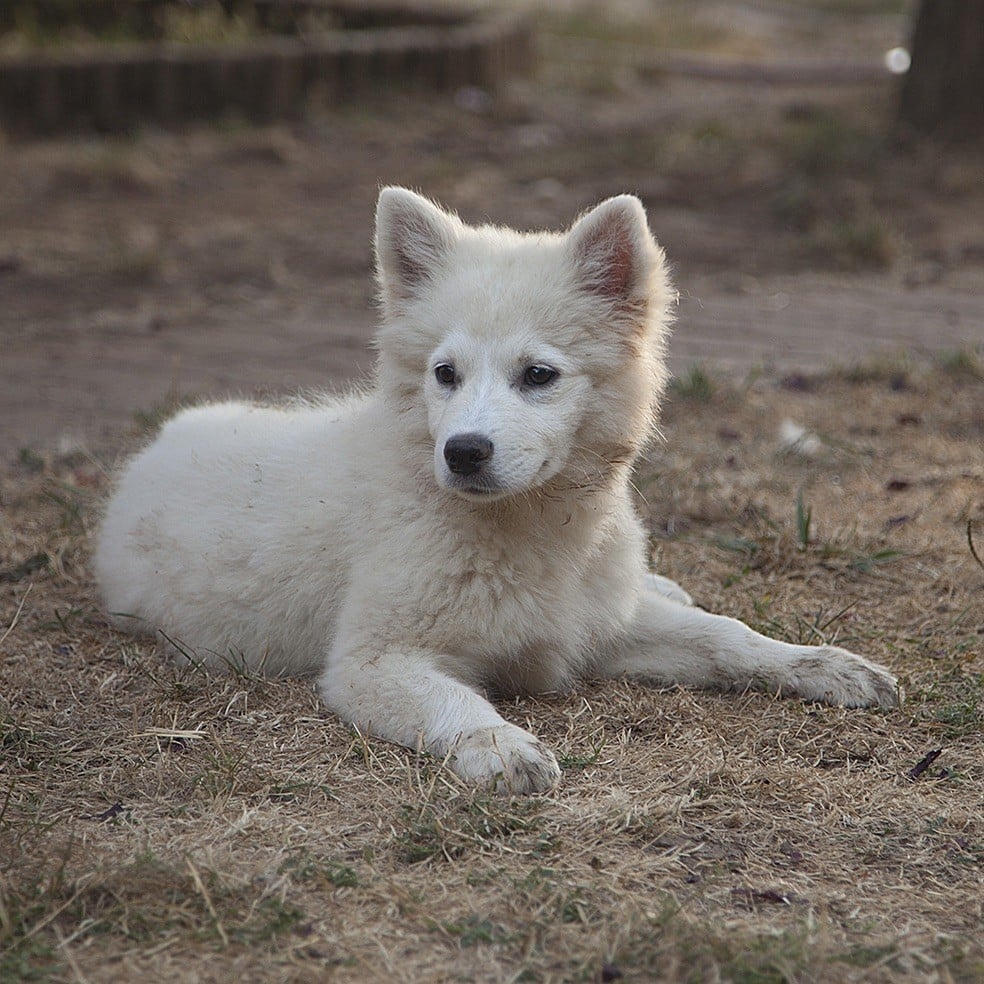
[1,0,981,452]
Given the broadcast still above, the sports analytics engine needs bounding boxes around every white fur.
[95,188,898,794]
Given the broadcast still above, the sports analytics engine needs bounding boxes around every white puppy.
[95,189,898,793]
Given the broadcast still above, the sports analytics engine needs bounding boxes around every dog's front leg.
[599,589,899,709]
[319,647,561,794]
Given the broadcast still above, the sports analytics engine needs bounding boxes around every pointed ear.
[375,187,459,312]
[566,195,656,310]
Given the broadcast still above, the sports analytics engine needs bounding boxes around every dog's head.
[374,188,673,502]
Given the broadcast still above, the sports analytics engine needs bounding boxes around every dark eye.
[434,363,457,386]
[523,365,558,387]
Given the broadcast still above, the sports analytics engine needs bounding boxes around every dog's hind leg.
[320,648,561,794]
[644,572,694,606]
[597,590,899,709]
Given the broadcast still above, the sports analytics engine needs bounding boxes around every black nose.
[443,434,494,475]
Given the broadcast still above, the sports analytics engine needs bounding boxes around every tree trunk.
[899,0,984,135]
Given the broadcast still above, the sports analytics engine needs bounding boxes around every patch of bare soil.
[1,2,982,453]
[1,357,981,982]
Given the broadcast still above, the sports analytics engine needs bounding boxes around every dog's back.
[95,395,373,676]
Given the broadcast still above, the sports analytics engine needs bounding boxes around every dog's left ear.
[375,187,459,314]
[566,195,659,312]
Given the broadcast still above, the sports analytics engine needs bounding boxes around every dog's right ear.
[375,188,459,313]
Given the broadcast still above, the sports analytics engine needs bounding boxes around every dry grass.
[1,354,982,983]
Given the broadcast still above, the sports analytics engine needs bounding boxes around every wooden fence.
[0,1,534,134]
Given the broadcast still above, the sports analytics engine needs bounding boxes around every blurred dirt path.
[3,264,980,454]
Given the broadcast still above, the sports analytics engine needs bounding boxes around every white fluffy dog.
[95,188,898,793]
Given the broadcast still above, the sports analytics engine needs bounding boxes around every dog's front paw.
[450,724,561,794]
[789,646,900,709]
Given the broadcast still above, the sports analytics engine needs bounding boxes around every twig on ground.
[906,748,943,781]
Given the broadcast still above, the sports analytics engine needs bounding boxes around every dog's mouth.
[446,479,511,501]
[441,458,555,503]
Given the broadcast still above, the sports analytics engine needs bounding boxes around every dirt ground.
[1,1,982,454]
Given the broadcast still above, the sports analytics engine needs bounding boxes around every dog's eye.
[434,363,457,386]
[523,365,558,387]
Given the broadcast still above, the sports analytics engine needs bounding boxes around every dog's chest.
[406,528,602,681]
